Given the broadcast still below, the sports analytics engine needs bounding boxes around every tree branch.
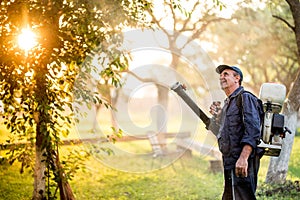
[123,69,156,82]
[272,15,295,31]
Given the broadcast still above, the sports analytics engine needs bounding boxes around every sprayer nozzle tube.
[170,82,211,129]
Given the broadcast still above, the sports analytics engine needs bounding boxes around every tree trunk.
[286,0,300,63]
[111,88,119,128]
[33,148,46,200]
[54,151,76,200]
[33,122,46,200]
[156,84,169,149]
[265,70,300,183]
[265,0,300,184]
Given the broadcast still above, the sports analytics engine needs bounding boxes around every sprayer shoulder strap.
[236,91,264,121]
[236,90,254,110]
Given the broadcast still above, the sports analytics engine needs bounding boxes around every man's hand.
[209,101,222,122]
[235,144,252,177]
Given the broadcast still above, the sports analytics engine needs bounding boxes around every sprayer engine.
[257,83,291,156]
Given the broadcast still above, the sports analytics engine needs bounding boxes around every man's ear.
[235,75,240,83]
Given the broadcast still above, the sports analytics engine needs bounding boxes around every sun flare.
[18,28,37,51]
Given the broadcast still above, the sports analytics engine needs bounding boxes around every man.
[209,65,262,200]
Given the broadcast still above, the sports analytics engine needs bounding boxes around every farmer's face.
[219,69,240,91]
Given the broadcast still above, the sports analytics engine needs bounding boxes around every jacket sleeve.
[209,118,220,137]
[240,93,261,149]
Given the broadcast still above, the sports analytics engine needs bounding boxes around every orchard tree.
[265,0,300,184]
[0,0,151,199]
[207,4,298,94]
[139,0,227,140]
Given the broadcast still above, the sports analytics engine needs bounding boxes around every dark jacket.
[214,86,261,170]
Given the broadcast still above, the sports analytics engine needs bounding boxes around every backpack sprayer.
[170,82,291,157]
[257,83,291,156]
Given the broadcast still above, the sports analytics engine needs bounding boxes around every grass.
[0,163,33,200]
[0,110,300,199]
[0,150,224,200]
[1,136,300,200]
[70,156,224,200]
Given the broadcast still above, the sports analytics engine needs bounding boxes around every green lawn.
[70,156,224,200]
[1,135,300,200]
[0,150,225,200]
[0,112,300,200]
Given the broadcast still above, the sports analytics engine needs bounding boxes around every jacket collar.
[229,86,244,99]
